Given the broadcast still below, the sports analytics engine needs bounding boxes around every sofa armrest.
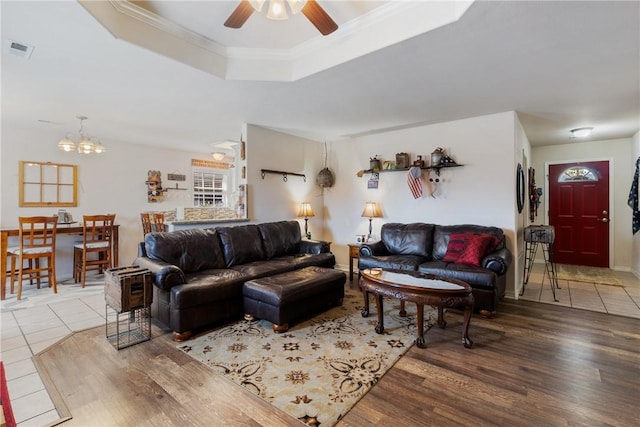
[299,239,331,254]
[134,256,187,291]
[482,247,513,276]
[360,241,389,257]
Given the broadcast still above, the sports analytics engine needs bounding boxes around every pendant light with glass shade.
[57,116,107,154]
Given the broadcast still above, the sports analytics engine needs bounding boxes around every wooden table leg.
[462,300,474,349]
[374,294,384,334]
[416,304,426,348]
[361,290,370,317]
[437,304,447,329]
[399,300,407,317]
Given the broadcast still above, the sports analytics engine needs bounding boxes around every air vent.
[6,40,34,58]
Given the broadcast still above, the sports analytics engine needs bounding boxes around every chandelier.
[57,116,107,154]
[249,0,306,20]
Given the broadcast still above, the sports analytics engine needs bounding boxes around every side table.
[104,266,153,350]
[347,243,362,281]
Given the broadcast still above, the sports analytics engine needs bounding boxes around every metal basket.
[524,225,555,244]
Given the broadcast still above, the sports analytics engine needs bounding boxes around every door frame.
[545,157,615,268]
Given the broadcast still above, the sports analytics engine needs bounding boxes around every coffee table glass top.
[363,269,467,291]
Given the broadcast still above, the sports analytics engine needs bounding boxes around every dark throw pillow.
[455,234,494,267]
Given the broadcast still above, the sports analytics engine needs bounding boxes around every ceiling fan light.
[78,138,95,154]
[570,127,593,138]
[93,139,106,154]
[287,0,306,14]
[267,0,288,20]
[249,0,266,12]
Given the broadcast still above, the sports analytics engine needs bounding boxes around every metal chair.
[73,214,116,287]
[7,216,58,300]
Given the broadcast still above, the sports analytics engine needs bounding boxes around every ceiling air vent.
[6,40,34,58]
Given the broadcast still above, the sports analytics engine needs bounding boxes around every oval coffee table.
[359,268,474,349]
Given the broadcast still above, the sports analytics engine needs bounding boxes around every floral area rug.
[177,288,436,426]
[556,264,623,286]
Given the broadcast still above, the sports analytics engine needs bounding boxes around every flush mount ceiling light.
[57,116,107,154]
[212,152,225,161]
[570,127,594,138]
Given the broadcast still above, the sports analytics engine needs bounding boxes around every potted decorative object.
[369,155,381,171]
[430,147,445,166]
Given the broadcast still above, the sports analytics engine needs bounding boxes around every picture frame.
[367,178,379,189]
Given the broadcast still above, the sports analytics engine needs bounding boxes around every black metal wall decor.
[516,163,525,213]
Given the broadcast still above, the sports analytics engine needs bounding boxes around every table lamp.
[361,201,382,240]
[297,202,315,239]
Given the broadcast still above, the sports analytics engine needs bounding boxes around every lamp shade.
[361,202,382,218]
[297,202,315,218]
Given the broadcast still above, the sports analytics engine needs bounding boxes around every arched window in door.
[557,166,599,182]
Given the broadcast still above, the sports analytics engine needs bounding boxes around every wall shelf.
[361,164,463,176]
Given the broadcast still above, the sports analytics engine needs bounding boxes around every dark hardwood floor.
[34,288,639,426]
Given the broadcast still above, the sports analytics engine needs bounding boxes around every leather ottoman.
[243,266,346,332]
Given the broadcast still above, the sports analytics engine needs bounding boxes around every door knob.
[602,210,608,215]
[599,218,609,223]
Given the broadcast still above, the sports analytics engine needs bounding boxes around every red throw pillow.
[455,234,493,267]
[480,233,501,254]
[443,233,467,262]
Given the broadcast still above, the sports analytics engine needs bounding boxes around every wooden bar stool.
[7,216,58,300]
[73,214,116,287]
[140,212,166,236]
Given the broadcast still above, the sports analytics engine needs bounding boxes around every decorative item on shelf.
[396,152,410,169]
[57,116,107,155]
[369,155,381,172]
[367,172,379,189]
[356,234,366,243]
[439,154,457,165]
[430,147,445,166]
[361,201,382,240]
[146,170,166,203]
[413,155,425,168]
[383,161,395,170]
[316,142,335,189]
[297,202,314,239]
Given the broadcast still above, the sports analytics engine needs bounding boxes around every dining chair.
[73,214,116,287]
[7,216,58,300]
[140,212,165,235]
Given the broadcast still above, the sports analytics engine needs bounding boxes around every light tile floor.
[1,278,106,426]
[520,263,640,318]
[1,267,639,426]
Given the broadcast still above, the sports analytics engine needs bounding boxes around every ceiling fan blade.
[301,0,338,36]
[224,0,255,29]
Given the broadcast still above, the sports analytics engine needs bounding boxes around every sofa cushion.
[381,223,435,258]
[145,228,225,273]
[230,259,295,280]
[274,253,336,270]
[433,225,505,260]
[218,224,266,267]
[257,221,301,259]
[171,269,247,309]
[418,261,497,290]
[358,254,425,271]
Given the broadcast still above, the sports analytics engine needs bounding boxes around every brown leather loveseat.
[135,220,335,340]
[358,223,512,317]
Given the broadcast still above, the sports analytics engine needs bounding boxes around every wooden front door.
[548,161,610,267]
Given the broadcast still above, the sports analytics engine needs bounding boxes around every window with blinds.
[193,170,227,207]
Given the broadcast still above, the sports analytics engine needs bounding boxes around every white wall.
[1,124,230,280]
[245,124,325,236]
[324,112,519,298]
[514,114,532,295]
[532,138,635,271]
[632,131,640,277]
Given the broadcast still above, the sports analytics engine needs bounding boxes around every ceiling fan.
[224,0,338,36]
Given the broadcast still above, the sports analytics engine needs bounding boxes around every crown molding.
[80,0,474,82]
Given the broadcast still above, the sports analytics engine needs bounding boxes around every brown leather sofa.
[135,220,335,340]
[358,223,512,317]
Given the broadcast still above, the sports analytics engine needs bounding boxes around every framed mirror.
[19,161,78,207]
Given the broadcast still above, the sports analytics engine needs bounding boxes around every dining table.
[1,223,119,300]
